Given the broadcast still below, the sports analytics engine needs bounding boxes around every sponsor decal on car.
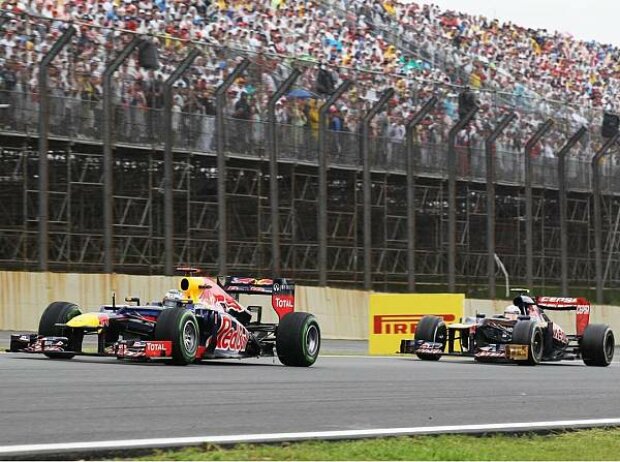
[552,324,568,344]
[272,279,295,319]
[576,305,590,314]
[475,350,507,358]
[537,296,578,304]
[216,316,249,352]
[505,344,529,360]
[144,341,172,358]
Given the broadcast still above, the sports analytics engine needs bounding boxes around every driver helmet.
[504,305,521,320]
[163,289,183,307]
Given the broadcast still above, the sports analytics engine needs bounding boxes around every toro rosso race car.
[400,290,615,366]
[7,270,320,367]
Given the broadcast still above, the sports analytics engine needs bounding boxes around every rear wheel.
[38,302,83,359]
[276,312,321,367]
[582,324,614,367]
[414,316,447,361]
[154,307,199,365]
[511,320,543,365]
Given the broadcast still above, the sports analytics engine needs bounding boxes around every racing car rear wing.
[535,296,590,336]
[217,277,295,320]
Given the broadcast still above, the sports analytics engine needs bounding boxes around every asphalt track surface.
[1,331,620,456]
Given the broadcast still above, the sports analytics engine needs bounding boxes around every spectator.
[316,62,335,97]
[232,91,251,152]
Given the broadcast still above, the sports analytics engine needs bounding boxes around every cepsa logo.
[217,316,249,352]
[373,314,456,335]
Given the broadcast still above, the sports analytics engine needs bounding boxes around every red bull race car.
[7,270,320,367]
[400,290,614,366]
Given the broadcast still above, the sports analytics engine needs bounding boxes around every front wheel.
[511,320,543,365]
[154,307,199,365]
[582,324,614,367]
[276,312,320,367]
[38,301,83,359]
[414,316,447,361]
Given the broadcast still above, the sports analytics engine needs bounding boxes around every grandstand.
[1,0,620,301]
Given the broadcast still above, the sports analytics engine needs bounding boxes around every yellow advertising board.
[369,293,464,355]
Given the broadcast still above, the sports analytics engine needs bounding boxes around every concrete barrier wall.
[1,271,618,340]
[0,271,179,331]
[294,286,369,340]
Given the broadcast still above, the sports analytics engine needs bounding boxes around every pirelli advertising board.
[369,293,464,355]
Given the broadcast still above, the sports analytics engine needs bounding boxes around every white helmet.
[163,289,183,307]
[504,305,520,320]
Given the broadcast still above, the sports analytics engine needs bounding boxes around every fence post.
[38,27,75,271]
[447,105,479,292]
[102,36,142,273]
[318,79,353,286]
[163,48,201,276]
[267,68,301,276]
[557,126,587,294]
[361,89,394,290]
[485,112,516,299]
[524,119,554,289]
[406,97,438,292]
[592,133,620,303]
[214,58,250,276]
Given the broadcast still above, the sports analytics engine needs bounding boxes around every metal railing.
[0,90,617,192]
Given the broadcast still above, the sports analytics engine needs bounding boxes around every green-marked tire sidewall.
[276,312,321,367]
[154,307,198,365]
[177,310,198,364]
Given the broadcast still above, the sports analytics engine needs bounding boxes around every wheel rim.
[532,329,543,360]
[183,320,198,354]
[306,324,319,357]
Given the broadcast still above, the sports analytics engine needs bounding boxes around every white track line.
[2,418,620,456]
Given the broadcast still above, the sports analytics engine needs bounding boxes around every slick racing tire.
[582,324,614,367]
[276,312,321,367]
[154,307,199,366]
[38,301,83,359]
[414,316,447,361]
[511,320,543,365]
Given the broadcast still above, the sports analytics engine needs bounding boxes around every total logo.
[275,297,294,308]
[146,342,169,352]
[373,314,456,335]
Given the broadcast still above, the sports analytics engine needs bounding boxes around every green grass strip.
[135,428,620,460]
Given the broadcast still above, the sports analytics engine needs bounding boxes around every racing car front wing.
[7,334,173,361]
[400,339,530,361]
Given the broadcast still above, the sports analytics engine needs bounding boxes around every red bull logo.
[216,316,249,352]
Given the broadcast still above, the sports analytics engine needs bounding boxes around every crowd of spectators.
[0,0,616,176]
